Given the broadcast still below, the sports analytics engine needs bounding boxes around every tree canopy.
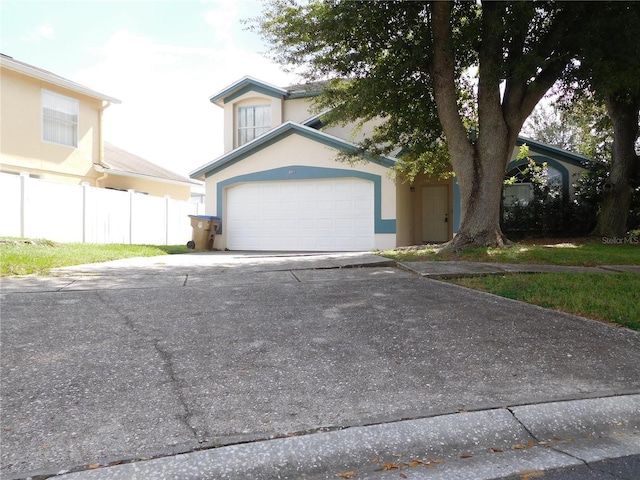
[253,0,619,248]
[570,2,640,237]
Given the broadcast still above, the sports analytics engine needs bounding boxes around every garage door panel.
[226,179,374,251]
[316,200,333,210]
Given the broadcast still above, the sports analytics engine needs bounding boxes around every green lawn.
[448,272,640,331]
[0,238,191,276]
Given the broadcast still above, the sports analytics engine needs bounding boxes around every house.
[190,76,588,251]
[0,54,199,201]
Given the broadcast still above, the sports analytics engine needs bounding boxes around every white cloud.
[203,0,240,45]
[73,29,298,177]
[21,23,55,42]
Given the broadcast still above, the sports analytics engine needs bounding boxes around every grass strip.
[0,238,191,276]
[447,272,640,330]
[381,240,640,266]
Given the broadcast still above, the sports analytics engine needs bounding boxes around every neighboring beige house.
[191,76,588,251]
[0,54,199,201]
[98,143,201,201]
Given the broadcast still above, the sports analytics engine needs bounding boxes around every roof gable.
[209,77,328,107]
[190,122,395,179]
[209,76,288,107]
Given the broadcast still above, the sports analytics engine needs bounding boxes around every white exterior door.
[225,178,375,251]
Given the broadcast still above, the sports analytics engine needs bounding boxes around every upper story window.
[42,89,78,147]
[237,105,271,146]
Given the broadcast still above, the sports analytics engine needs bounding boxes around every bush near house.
[501,159,640,239]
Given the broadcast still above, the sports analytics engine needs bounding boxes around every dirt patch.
[510,237,600,246]
[0,238,58,247]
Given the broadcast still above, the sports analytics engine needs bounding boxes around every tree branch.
[477,1,507,142]
[430,0,472,162]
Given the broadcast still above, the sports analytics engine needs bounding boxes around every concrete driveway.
[1,252,639,479]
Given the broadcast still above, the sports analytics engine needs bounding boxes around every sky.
[0,0,300,177]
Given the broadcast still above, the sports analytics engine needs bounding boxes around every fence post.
[164,196,170,246]
[81,182,90,243]
[128,189,135,245]
[19,173,29,238]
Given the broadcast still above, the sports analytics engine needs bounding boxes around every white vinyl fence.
[0,172,206,245]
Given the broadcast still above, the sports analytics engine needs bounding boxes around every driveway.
[1,252,639,479]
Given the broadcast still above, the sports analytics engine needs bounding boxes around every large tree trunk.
[431,1,518,251]
[430,1,571,251]
[448,144,512,250]
[592,93,640,238]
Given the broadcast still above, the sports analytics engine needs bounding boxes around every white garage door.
[226,178,375,251]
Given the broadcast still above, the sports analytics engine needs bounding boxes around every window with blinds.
[237,105,271,146]
[42,89,79,147]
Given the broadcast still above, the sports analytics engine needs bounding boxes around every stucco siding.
[395,181,415,247]
[283,97,316,124]
[321,117,385,144]
[0,67,102,185]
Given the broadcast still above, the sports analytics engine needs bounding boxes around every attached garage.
[191,122,398,252]
[226,178,375,251]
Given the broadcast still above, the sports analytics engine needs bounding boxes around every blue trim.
[190,122,396,178]
[189,215,220,221]
[506,156,571,199]
[287,89,322,99]
[452,177,461,233]
[303,115,326,130]
[223,84,285,104]
[215,166,396,235]
[209,77,287,105]
[516,137,590,168]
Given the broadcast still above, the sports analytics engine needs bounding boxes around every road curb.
[56,394,640,480]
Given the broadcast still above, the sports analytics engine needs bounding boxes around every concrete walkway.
[1,252,639,479]
[399,260,640,277]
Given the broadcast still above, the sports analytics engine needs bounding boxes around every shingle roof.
[284,80,328,98]
[103,143,200,186]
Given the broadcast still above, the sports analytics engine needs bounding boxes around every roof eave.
[95,164,201,187]
[1,56,121,104]
[516,136,590,166]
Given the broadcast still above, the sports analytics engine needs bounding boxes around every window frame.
[42,89,79,148]
[237,105,271,147]
[503,163,563,207]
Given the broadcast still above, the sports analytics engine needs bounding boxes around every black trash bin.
[187,215,221,250]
